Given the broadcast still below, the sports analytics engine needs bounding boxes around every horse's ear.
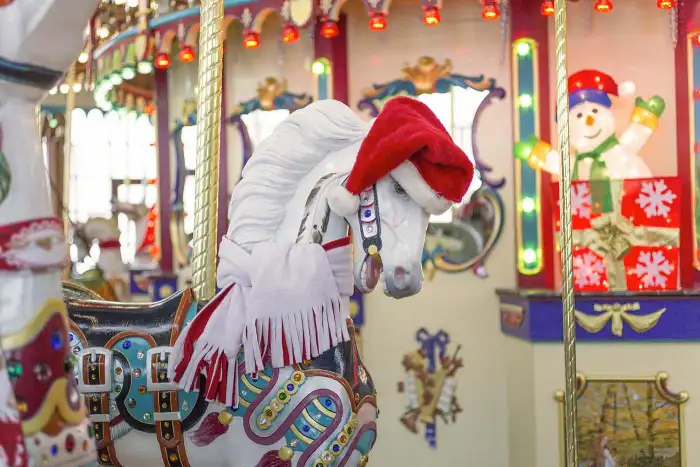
[328,185,359,217]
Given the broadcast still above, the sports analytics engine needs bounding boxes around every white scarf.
[168,236,354,407]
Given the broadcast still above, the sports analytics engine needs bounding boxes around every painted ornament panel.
[397,328,463,448]
[556,372,686,467]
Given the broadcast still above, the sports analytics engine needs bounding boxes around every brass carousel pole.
[191,0,225,300]
[553,0,579,466]
[62,65,77,280]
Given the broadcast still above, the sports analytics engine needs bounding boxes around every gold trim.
[241,375,262,394]
[302,408,326,431]
[289,424,314,444]
[555,372,688,467]
[312,398,336,418]
[574,303,666,336]
[512,38,544,276]
[238,397,250,408]
[22,378,86,435]
[0,299,67,349]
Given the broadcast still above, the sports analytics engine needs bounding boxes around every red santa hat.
[567,69,635,109]
[328,96,474,216]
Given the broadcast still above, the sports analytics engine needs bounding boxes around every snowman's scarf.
[168,236,354,407]
[573,134,618,214]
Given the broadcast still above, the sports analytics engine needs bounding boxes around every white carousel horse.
[0,0,101,465]
[63,97,473,466]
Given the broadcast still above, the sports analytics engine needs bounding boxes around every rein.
[0,56,64,90]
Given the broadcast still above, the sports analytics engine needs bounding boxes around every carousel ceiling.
[59,0,676,114]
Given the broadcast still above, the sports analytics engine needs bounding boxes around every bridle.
[0,56,64,90]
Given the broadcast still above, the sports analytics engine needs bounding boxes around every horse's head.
[328,97,474,299]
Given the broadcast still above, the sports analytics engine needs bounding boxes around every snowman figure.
[517,69,665,180]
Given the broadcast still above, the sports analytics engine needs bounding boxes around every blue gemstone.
[286,384,294,391]
[332,445,340,452]
[122,340,132,350]
[50,332,62,351]
[51,445,58,456]
[363,210,371,218]
[324,399,332,407]
[68,333,74,342]
[303,425,310,432]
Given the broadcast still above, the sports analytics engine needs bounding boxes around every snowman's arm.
[619,96,666,155]
[514,138,559,174]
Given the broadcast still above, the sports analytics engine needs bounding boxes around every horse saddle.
[63,286,208,465]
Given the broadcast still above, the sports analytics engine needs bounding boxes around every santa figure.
[516,69,666,180]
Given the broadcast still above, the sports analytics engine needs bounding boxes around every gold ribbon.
[574,302,666,336]
[571,181,679,290]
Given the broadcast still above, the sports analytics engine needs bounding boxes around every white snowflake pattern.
[629,250,673,288]
[571,183,592,219]
[635,179,677,218]
[573,252,605,288]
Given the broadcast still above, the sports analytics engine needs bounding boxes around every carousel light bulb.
[48,87,57,95]
[282,24,300,43]
[137,61,154,74]
[594,0,613,13]
[481,3,500,20]
[49,119,58,129]
[522,248,537,264]
[519,94,533,108]
[154,52,171,69]
[78,52,89,64]
[369,12,387,31]
[121,66,136,80]
[110,73,123,85]
[127,0,139,6]
[72,82,82,93]
[521,197,536,213]
[423,7,440,25]
[144,103,155,115]
[98,26,110,39]
[516,42,531,56]
[320,21,340,39]
[311,60,327,75]
[243,31,260,49]
[59,83,70,94]
[657,0,675,8]
[179,45,196,63]
[541,0,554,16]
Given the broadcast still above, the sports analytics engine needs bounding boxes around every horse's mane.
[227,100,369,252]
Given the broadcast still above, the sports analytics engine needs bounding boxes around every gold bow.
[574,302,666,336]
[571,181,679,290]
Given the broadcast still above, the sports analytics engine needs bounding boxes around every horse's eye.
[394,183,407,196]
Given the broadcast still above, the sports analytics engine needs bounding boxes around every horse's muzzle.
[382,263,423,299]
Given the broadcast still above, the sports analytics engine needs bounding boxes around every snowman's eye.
[576,113,583,119]
[592,108,598,114]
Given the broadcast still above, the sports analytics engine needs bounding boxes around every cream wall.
[547,0,677,177]
[344,0,514,465]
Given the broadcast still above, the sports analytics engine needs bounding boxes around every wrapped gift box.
[553,177,680,292]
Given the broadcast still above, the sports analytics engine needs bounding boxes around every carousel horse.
[0,0,102,465]
[62,97,474,466]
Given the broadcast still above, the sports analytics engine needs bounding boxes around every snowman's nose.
[585,115,595,126]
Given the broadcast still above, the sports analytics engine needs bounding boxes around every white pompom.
[327,186,360,217]
[618,81,636,97]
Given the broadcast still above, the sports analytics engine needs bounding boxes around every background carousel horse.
[62,98,473,466]
[0,0,101,465]
[70,200,156,301]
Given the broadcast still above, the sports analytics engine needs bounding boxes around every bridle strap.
[0,56,64,90]
[358,185,382,255]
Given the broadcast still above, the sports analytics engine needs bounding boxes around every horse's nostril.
[394,267,407,288]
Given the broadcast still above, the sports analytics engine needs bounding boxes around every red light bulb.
[154,52,170,70]
[282,24,300,43]
[178,45,195,63]
[540,0,554,16]
[369,12,387,31]
[657,0,676,8]
[243,31,260,49]
[481,3,500,20]
[144,103,155,115]
[423,7,440,25]
[320,21,339,38]
[594,0,613,13]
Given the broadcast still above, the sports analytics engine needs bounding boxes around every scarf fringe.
[168,287,350,407]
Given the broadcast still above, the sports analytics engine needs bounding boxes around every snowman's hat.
[568,69,635,110]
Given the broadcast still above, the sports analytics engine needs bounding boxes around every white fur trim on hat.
[618,81,635,97]
[391,161,453,215]
[328,185,360,217]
